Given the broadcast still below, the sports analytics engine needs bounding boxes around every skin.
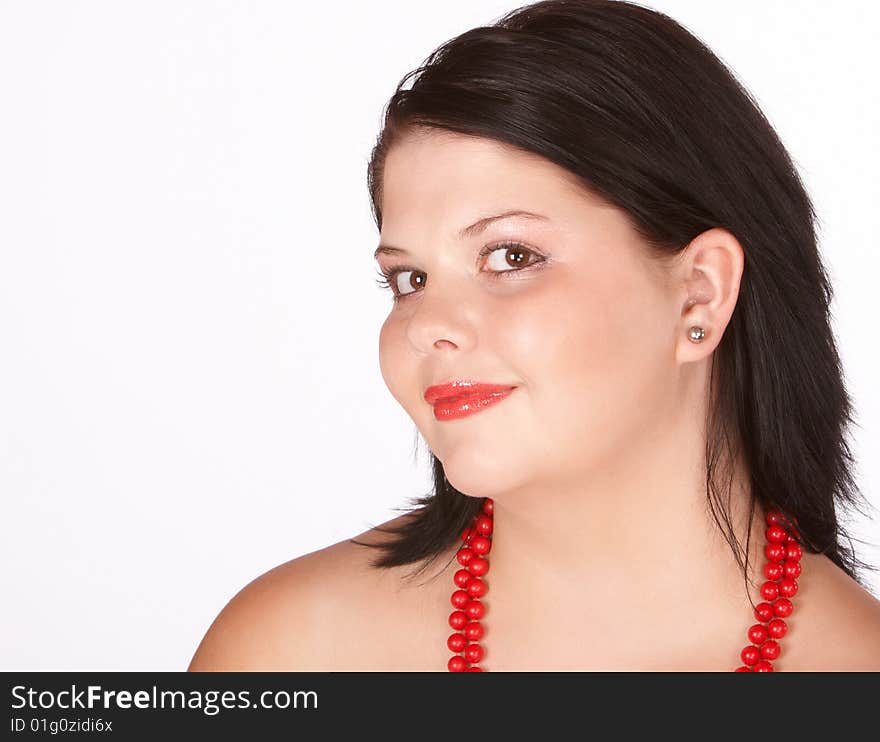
[189,127,880,671]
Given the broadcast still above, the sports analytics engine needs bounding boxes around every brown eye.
[483,243,539,272]
[395,270,426,297]
[379,268,425,301]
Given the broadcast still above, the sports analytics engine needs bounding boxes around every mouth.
[424,381,518,421]
[424,381,518,406]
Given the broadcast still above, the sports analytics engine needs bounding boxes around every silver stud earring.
[688,326,705,343]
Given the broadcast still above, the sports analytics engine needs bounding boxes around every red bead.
[760,580,779,601]
[767,618,787,639]
[464,643,484,663]
[765,542,786,562]
[773,598,793,618]
[765,510,784,526]
[456,547,474,566]
[754,602,774,622]
[468,556,489,576]
[778,578,798,598]
[734,666,752,672]
[466,577,488,598]
[451,589,470,609]
[465,666,483,671]
[474,515,493,536]
[740,645,760,666]
[454,568,472,588]
[448,656,467,672]
[465,599,485,620]
[447,633,466,652]
[470,535,492,555]
[747,624,768,645]
[482,498,493,515]
[783,559,802,579]
[785,529,801,543]
[753,660,774,672]
[766,525,787,543]
[449,610,468,630]
[785,542,803,561]
[763,561,784,581]
[760,640,780,660]
[464,621,484,641]
[460,527,475,543]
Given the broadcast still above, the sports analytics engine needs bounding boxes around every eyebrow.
[373,209,549,260]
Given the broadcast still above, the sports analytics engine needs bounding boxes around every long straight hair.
[352,0,877,598]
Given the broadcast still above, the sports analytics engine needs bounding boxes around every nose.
[405,283,477,355]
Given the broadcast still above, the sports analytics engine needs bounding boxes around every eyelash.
[374,241,546,303]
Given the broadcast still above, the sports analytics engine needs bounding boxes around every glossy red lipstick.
[424,381,517,421]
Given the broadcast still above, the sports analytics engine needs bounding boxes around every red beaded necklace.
[447,498,803,671]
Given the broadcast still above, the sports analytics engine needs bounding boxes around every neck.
[482,408,767,648]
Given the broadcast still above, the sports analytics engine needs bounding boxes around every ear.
[674,227,744,364]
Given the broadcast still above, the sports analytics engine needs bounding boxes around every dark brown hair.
[352,0,877,600]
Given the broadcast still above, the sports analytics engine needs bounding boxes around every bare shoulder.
[781,552,880,671]
[187,513,454,671]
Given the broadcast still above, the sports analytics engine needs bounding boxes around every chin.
[441,459,523,501]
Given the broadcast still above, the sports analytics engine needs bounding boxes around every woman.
[189,0,880,671]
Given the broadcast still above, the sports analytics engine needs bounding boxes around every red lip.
[424,381,518,406]
[430,388,517,421]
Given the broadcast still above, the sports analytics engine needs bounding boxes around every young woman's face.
[376,128,682,499]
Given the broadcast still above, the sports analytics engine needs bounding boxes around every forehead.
[379,129,601,233]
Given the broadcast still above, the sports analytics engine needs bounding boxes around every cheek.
[378,315,405,403]
[505,290,611,394]
[378,312,429,420]
[510,264,674,456]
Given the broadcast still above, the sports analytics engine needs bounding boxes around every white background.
[1,0,877,670]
